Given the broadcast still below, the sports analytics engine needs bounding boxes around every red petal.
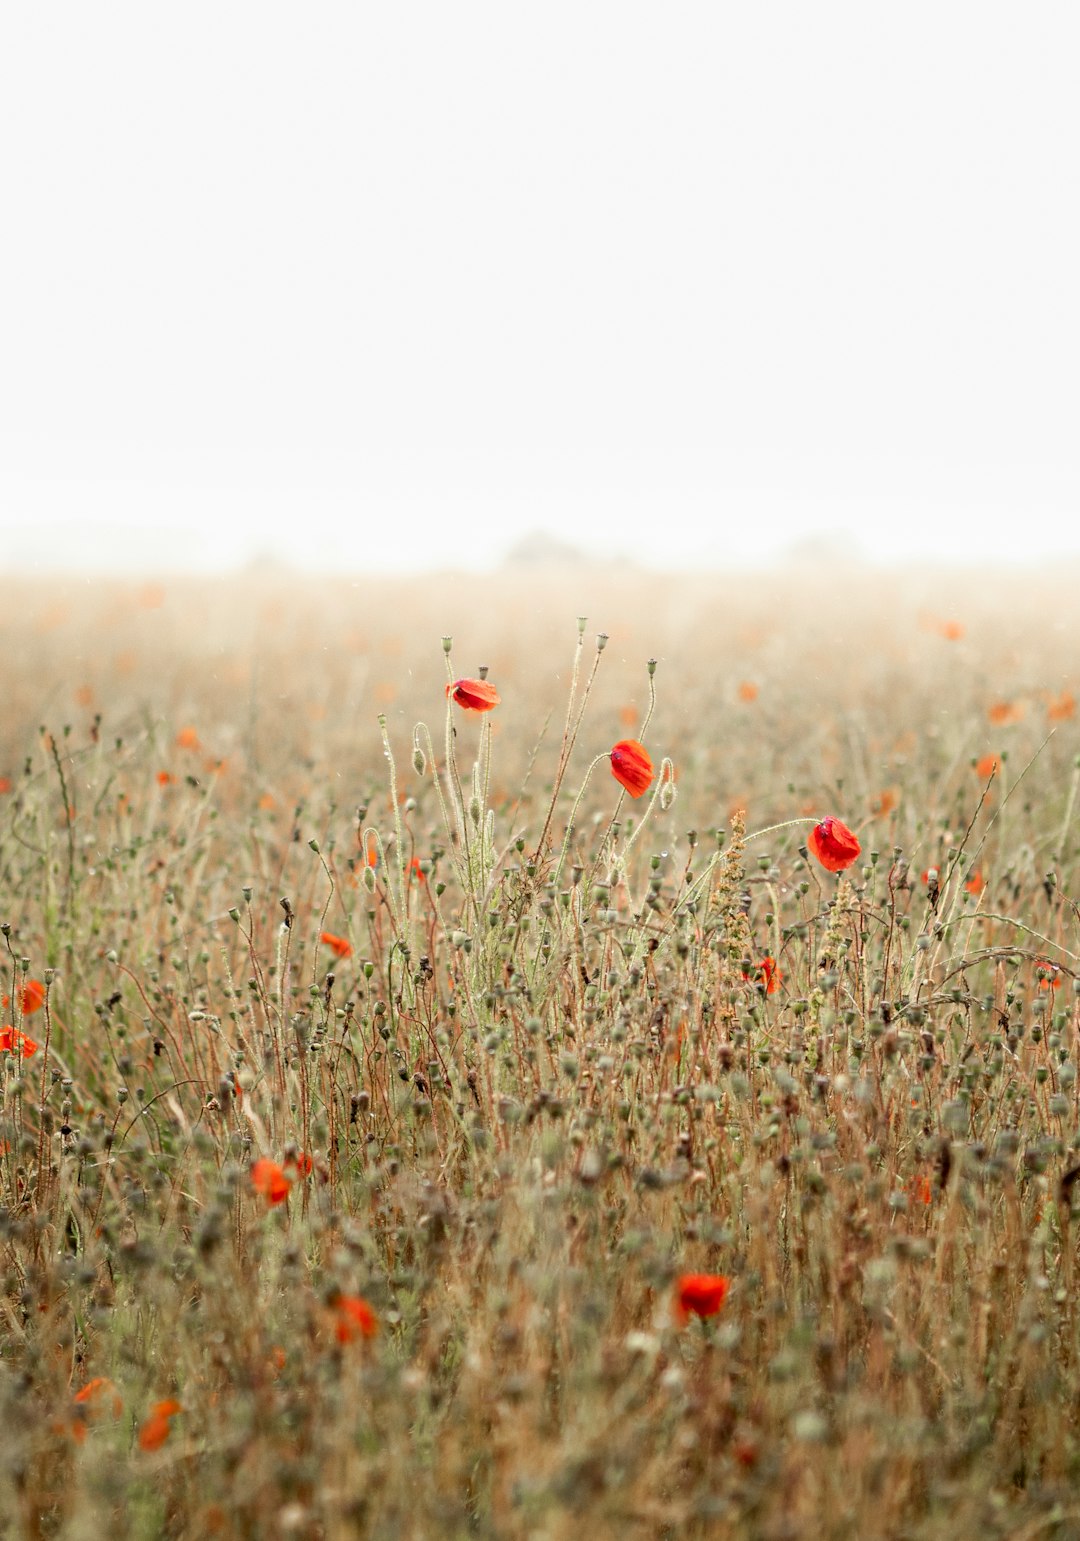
[447,679,501,712]
[609,739,654,799]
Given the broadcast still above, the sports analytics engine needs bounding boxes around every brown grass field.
[4,566,1080,1539]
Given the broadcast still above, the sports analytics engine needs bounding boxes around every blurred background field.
[9,565,1078,835]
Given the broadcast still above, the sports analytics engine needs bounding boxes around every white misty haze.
[1,4,1077,573]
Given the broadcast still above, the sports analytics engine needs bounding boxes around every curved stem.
[551,753,609,888]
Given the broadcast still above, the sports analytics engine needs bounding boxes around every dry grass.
[3,567,1080,1538]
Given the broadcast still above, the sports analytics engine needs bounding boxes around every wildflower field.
[5,568,1080,1539]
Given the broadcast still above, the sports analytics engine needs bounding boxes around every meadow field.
[4,566,1080,1539]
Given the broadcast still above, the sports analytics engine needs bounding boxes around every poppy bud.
[660,763,676,811]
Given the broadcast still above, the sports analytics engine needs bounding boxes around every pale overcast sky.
[2,5,1077,573]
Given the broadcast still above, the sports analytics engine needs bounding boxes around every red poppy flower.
[609,739,653,799]
[675,1273,730,1323]
[333,1294,378,1343]
[1035,959,1061,992]
[156,770,174,787]
[964,870,985,896]
[250,1158,292,1206]
[446,679,501,712]
[138,1399,182,1452]
[72,1380,122,1423]
[807,817,861,873]
[975,754,1000,780]
[0,1026,38,1058]
[2,980,46,1016]
[74,1376,116,1407]
[287,1151,314,1177]
[175,726,201,750]
[743,957,781,994]
[320,931,352,959]
[67,1377,123,1443]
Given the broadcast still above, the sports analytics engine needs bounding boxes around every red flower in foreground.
[675,1273,730,1323]
[0,1026,38,1058]
[138,1398,182,1452]
[807,817,861,873]
[446,679,501,712]
[610,739,653,799]
[2,980,45,1016]
[321,931,352,959]
[333,1294,378,1343]
[250,1158,292,1206]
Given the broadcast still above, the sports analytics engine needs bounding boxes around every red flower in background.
[446,679,501,712]
[333,1294,378,1343]
[2,980,45,1016]
[744,957,781,995]
[675,1273,730,1323]
[1035,959,1062,992]
[138,1398,182,1452]
[66,1377,123,1444]
[610,739,653,799]
[251,1159,292,1206]
[807,817,861,873]
[321,931,352,959]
